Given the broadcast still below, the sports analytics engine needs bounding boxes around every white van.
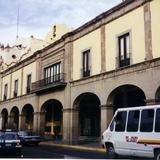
[101,105,160,160]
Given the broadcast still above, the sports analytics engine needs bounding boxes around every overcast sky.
[0,0,121,45]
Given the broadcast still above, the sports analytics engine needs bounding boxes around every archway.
[22,104,34,130]
[10,107,19,130]
[107,85,146,112]
[74,93,101,137]
[1,109,8,129]
[41,99,63,139]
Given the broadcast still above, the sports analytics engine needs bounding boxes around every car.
[0,129,22,155]
[18,131,41,146]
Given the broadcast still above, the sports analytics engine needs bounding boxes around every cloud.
[0,0,120,44]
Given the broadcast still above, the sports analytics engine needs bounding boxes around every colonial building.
[0,0,160,144]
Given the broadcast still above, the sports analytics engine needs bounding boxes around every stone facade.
[0,0,160,144]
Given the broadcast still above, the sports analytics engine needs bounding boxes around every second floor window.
[118,33,130,67]
[44,62,61,84]
[4,84,8,100]
[82,50,90,77]
[27,74,32,94]
[14,80,18,97]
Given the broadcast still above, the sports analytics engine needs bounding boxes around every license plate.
[5,144,11,147]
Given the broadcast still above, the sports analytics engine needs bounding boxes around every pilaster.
[144,1,153,60]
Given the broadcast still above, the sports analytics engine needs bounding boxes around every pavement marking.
[40,142,106,153]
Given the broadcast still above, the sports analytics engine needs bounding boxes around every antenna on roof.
[16,5,20,39]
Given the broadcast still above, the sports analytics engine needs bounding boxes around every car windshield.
[0,133,18,140]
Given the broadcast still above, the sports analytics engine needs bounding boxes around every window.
[4,84,8,100]
[82,50,90,77]
[155,109,160,132]
[44,62,61,84]
[140,109,154,132]
[14,80,18,97]
[115,111,127,132]
[26,74,31,94]
[118,33,130,67]
[127,110,140,132]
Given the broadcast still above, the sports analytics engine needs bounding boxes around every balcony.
[32,73,67,94]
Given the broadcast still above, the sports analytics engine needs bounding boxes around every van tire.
[106,144,117,159]
[155,150,160,160]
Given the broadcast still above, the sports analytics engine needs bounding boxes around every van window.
[140,109,154,132]
[115,111,127,132]
[127,110,140,132]
[155,109,160,132]
[110,119,115,131]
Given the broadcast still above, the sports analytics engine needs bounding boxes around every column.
[0,115,2,130]
[71,108,79,144]
[63,108,71,143]
[101,104,114,134]
[34,112,45,135]
[8,115,14,129]
[19,114,25,131]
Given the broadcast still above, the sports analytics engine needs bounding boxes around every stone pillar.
[0,115,2,130]
[101,24,106,73]
[71,108,79,144]
[100,105,114,134]
[19,114,25,131]
[144,1,153,60]
[8,115,14,129]
[35,112,45,135]
[62,108,72,144]
[33,112,40,133]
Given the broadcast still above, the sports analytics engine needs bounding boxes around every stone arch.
[21,104,34,130]
[107,84,146,112]
[40,99,63,139]
[10,106,19,130]
[73,92,101,137]
[1,108,8,129]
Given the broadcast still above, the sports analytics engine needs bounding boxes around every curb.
[40,142,106,153]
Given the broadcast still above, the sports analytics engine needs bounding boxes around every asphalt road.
[0,144,152,159]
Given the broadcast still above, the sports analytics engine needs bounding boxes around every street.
[0,144,152,159]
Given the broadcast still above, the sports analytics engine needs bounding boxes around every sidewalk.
[40,140,105,153]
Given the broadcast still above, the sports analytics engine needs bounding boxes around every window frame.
[44,62,61,84]
[4,83,8,100]
[14,79,18,97]
[26,74,32,94]
[82,49,91,78]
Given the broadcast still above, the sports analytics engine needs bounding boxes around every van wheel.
[106,144,117,159]
[155,150,160,160]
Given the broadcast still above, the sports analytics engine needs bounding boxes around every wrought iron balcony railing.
[32,73,66,94]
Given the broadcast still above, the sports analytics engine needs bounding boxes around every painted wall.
[1,74,11,100]
[150,0,160,59]
[73,29,101,80]
[105,6,145,71]
[11,69,22,97]
[22,62,36,95]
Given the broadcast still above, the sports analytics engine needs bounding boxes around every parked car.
[18,131,41,146]
[0,129,22,155]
